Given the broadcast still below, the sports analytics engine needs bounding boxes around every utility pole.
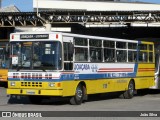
[37,0,39,16]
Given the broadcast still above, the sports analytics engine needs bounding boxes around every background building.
[33,0,159,11]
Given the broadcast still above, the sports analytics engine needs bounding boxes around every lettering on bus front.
[20,34,49,39]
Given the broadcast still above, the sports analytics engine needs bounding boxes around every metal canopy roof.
[0,10,160,27]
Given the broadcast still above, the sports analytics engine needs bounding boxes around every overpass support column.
[44,23,51,32]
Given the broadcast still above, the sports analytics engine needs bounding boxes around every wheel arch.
[79,81,86,88]
[130,79,135,90]
[78,81,87,93]
[69,81,87,105]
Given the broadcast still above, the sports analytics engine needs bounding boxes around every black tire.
[28,96,43,104]
[121,80,135,99]
[70,84,85,105]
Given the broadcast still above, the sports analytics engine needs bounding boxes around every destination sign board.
[20,34,49,39]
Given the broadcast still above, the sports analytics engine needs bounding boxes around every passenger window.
[128,43,137,49]
[116,42,126,49]
[64,63,73,70]
[139,52,148,62]
[89,39,102,62]
[90,48,102,62]
[149,52,153,62]
[104,41,115,48]
[74,38,88,46]
[116,50,127,62]
[75,47,88,61]
[90,39,102,47]
[128,51,137,62]
[139,44,147,50]
[149,45,153,51]
[104,49,115,62]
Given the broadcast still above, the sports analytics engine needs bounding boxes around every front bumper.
[7,88,63,96]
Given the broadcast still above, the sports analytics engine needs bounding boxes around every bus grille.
[21,82,42,87]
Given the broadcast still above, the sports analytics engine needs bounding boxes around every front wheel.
[70,84,85,105]
[121,80,135,99]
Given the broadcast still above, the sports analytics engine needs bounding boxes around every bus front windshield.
[11,41,62,71]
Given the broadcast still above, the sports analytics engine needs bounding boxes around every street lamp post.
[37,0,39,15]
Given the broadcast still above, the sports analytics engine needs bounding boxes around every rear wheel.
[121,80,135,99]
[70,84,85,105]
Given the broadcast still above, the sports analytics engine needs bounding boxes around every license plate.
[26,90,35,95]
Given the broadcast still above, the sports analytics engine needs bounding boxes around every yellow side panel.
[137,64,155,77]
[85,79,130,94]
[62,81,79,96]
[63,79,130,95]
[135,63,155,89]
[0,69,8,82]
[7,74,155,97]
[134,77,155,89]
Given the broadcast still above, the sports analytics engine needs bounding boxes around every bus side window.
[138,44,148,63]
[139,52,148,62]
[89,39,102,62]
[90,48,102,62]
[116,50,127,62]
[63,42,73,70]
[128,51,137,62]
[149,45,153,63]
[149,52,153,63]
[104,48,115,62]
[75,47,88,61]
[64,63,73,70]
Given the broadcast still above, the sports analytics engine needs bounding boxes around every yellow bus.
[0,41,9,87]
[7,32,155,105]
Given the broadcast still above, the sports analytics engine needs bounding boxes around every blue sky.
[141,0,160,3]
[1,0,160,12]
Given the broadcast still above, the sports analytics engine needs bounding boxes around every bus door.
[63,37,74,71]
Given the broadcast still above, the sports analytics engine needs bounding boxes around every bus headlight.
[10,82,15,86]
[48,83,55,87]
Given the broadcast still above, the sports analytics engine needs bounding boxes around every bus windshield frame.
[10,41,62,71]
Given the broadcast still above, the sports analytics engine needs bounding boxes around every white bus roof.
[11,31,139,43]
